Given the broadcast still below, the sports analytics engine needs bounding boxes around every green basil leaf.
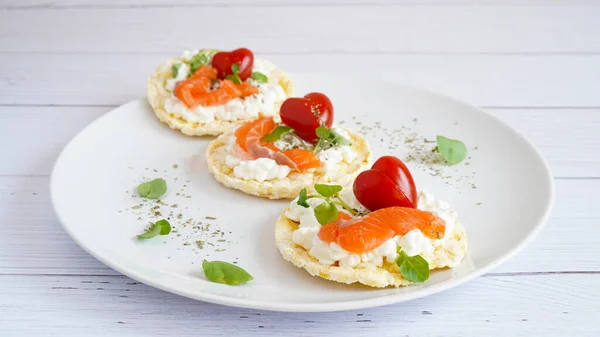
[396,250,430,282]
[137,178,167,199]
[330,129,352,146]
[171,63,182,78]
[315,126,331,139]
[188,49,217,76]
[314,126,333,153]
[137,219,171,239]
[314,200,339,225]
[251,71,268,83]
[137,222,161,239]
[436,135,467,165]
[297,188,310,208]
[231,63,240,73]
[202,260,253,286]
[314,184,343,198]
[225,73,242,85]
[189,55,208,75]
[156,219,171,235]
[262,126,294,142]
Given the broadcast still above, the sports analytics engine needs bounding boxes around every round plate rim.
[50,83,555,312]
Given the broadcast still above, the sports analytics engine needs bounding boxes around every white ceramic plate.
[51,75,553,312]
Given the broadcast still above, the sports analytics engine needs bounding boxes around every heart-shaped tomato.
[353,156,417,211]
[280,92,334,143]
[211,48,254,81]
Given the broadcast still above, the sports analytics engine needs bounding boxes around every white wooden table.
[1,1,599,335]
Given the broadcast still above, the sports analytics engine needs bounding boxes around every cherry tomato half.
[211,48,254,81]
[280,92,334,143]
[353,156,417,211]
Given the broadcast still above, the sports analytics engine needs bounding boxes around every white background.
[1,0,599,336]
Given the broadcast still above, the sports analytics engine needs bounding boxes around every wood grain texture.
[1,274,599,336]
[2,54,600,107]
[5,0,600,10]
[1,106,598,178]
[1,6,599,53]
[1,1,599,334]
[1,175,597,275]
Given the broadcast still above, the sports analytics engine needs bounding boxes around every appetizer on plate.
[275,156,468,287]
[147,48,294,136]
[206,93,372,199]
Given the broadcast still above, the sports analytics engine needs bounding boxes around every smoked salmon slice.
[188,65,218,80]
[174,65,216,106]
[318,207,446,254]
[195,80,258,107]
[234,116,276,152]
[174,65,258,108]
[233,118,323,173]
[282,149,321,172]
[332,211,353,223]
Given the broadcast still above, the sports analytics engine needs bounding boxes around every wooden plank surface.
[1,1,599,335]
[1,274,598,336]
[2,54,600,107]
[1,6,600,53]
[5,0,600,9]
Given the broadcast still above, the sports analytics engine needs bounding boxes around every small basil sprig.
[297,188,310,207]
[189,54,208,75]
[314,126,330,153]
[137,219,171,239]
[251,71,268,83]
[188,49,217,76]
[330,129,351,146]
[296,184,359,225]
[225,64,242,84]
[262,126,294,142]
[172,63,182,77]
[137,178,167,199]
[435,135,467,165]
[313,126,351,153]
[396,248,430,282]
[314,184,342,197]
[314,201,338,225]
[202,260,253,286]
